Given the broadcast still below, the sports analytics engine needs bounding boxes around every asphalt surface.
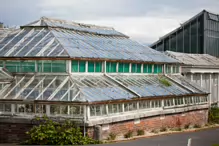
[95,128,219,146]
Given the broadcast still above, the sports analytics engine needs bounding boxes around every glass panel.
[143,64,148,73]
[79,61,86,72]
[111,62,117,72]
[95,62,102,72]
[148,64,152,73]
[72,60,78,72]
[52,61,66,72]
[154,64,158,74]
[50,105,60,114]
[88,61,95,72]
[5,61,20,72]
[136,64,141,73]
[124,63,129,73]
[43,61,52,72]
[118,63,124,73]
[20,61,35,72]
[131,64,136,73]
[106,62,110,73]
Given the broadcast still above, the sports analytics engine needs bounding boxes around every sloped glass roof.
[0,17,178,63]
[0,74,207,102]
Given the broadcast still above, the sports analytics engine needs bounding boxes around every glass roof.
[0,17,178,63]
[0,74,207,102]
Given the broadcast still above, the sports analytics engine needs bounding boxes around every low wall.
[87,109,208,140]
[0,109,208,143]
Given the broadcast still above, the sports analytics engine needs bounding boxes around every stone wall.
[87,109,208,140]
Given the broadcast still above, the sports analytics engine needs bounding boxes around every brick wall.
[87,109,208,140]
[0,122,33,143]
[0,109,208,143]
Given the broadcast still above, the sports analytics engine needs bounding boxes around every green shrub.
[137,129,145,136]
[151,129,159,134]
[124,130,133,138]
[184,123,190,129]
[22,116,101,145]
[209,107,219,124]
[108,132,117,141]
[171,127,181,131]
[160,127,167,132]
[159,77,172,87]
[193,124,201,128]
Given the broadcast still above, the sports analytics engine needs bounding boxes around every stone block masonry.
[87,109,208,140]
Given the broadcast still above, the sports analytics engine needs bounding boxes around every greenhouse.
[0,17,209,141]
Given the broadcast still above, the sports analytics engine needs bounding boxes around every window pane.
[79,61,86,72]
[90,106,95,116]
[154,64,158,74]
[106,62,110,73]
[43,62,52,72]
[95,62,102,72]
[52,61,66,72]
[20,61,35,72]
[72,60,78,72]
[111,62,117,72]
[143,64,148,73]
[158,65,163,73]
[118,63,124,73]
[131,64,136,73]
[88,61,95,72]
[124,63,129,73]
[136,64,141,73]
[5,61,19,72]
[148,64,152,73]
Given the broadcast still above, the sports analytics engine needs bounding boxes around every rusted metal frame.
[35,76,57,100]
[36,38,55,56]
[47,76,69,100]
[14,28,45,56]
[0,29,24,52]
[3,76,26,99]
[25,31,51,56]
[24,76,46,99]
[13,75,35,99]
[5,28,35,56]
[0,57,180,65]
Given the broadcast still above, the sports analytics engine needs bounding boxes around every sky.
[0,0,219,45]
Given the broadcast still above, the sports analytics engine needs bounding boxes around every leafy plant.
[160,127,167,132]
[184,123,190,129]
[107,132,117,141]
[193,124,201,128]
[172,127,181,131]
[124,130,133,138]
[209,107,219,124]
[137,129,145,136]
[159,77,172,87]
[22,116,101,145]
[151,129,159,134]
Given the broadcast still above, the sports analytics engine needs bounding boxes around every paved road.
[96,128,219,146]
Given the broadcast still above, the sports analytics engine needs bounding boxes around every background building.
[151,10,219,57]
[165,51,219,107]
[0,17,208,143]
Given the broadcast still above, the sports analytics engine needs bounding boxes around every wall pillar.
[209,74,212,106]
